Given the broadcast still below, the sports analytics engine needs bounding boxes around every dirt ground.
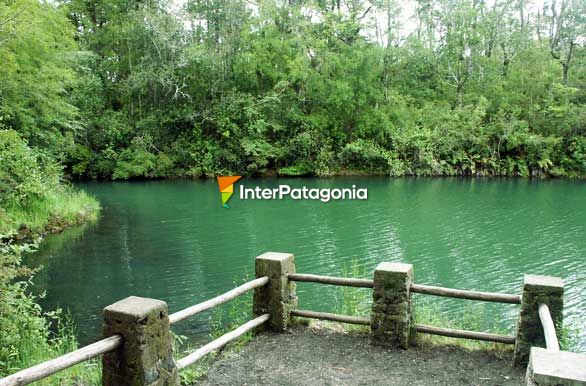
[196,324,526,386]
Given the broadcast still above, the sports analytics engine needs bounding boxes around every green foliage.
[113,148,157,180]
[176,277,255,384]
[278,164,313,177]
[412,298,511,352]
[0,0,584,180]
[558,322,581,352]
[112,135,174,179]
[0,130,57,209]
[0,243,101,384]
[339,140,394,174]
[0,0,79,152]
[0,130,99,237]
[333,259,372,332]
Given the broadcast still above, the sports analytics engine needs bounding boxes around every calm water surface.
[27,178,586,350]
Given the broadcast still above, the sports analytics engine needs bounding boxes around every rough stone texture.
[526,347,586,386]
[103,296,178,386]
[514,275,564,366]
[253,252,297,331]
[370,262,414,349]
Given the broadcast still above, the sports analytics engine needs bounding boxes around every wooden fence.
[1,252,583,386]
[287,269,520,345]
[0,274,271,386]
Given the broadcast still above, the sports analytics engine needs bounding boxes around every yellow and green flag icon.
[217,176,242,208]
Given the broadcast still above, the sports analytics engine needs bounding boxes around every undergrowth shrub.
[0,243,101,385]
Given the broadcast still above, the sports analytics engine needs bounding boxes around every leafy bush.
[0,243,101,384]
[559,136,586,177]
[0,129,99,237]
[278,164,313,176]
[112,135,175,179]
[338,139,392,173]
[0,130,58,208]
[113,148,157,180]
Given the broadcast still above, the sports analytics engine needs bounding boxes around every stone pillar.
[253,252,297,331]
[370,262,414,349]
[514,275,564,366]
[103,296,178,386]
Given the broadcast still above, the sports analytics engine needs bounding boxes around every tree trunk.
[562,41,574,84]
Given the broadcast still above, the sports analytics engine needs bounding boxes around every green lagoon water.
[27,178,586,350]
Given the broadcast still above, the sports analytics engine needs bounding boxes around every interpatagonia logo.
[240,184,367,202]
[217,176,368,207]
[217,176,242,208]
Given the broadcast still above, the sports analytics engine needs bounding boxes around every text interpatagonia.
[239,184,367,203]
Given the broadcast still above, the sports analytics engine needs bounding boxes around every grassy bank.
[0,129,100,241]
[0,185,99,242]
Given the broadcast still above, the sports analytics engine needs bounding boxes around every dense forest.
[0,0,585,179]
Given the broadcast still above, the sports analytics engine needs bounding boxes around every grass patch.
[332,258,372,333]
[10,314,102,386]
[175,277,256,385]
[558,323,581,352]
[412,298,513,356]
[0,185,100,238]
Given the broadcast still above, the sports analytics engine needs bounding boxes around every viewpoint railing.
[1,252,584,386]
[288,270,520,345]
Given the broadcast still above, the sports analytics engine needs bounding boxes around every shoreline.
[1,205,100,247]
[71,171,586,182]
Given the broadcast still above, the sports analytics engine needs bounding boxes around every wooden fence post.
[253,252,297,331]
[370,262,414,349]
[102,296,179,386]
[514,274,564,366]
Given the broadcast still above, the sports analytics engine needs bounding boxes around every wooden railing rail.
[172,277,272,371]
[169,276,269,324]
[287,273,521,304]
[410,283,522,304]
[291,309,370,326]
[287,273,374,288]
[176,314,270,370]
[288,268,522,349]
[415,324,516,344]
[0,335,122,386]
[538,303,560,352]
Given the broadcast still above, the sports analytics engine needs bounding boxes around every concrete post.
[526,347,586,385]
[514,275,564,366]
[253,252,297,331]
[370,262,414,349]
[103,296,178,386]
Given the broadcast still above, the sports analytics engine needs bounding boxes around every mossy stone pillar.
[370,262,414,349]
[514,275,564,366]
[253,252,297,331]
[103,296,178,386]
